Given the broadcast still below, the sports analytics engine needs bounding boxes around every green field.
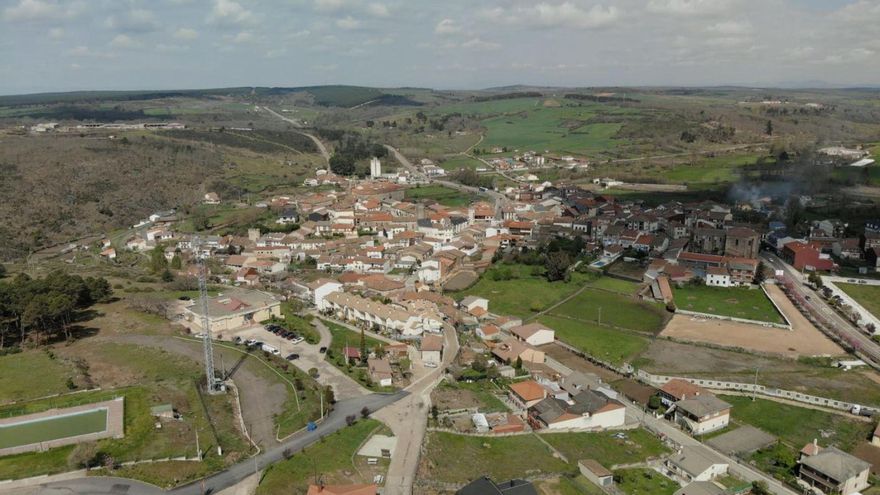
[550,289,668,334]
[452,263,589,318]
[439,155,485,171]
[481,108,624,155]
[585,276,640,294]
[663,154,764,185]
[257,419,381,494]
[614,468,678,495]
[0,351,80,401]
[541,428,670,466]
[0,409,107,449]
[420,431,571,483]
[405,185,476,207]
[836,283,880,320]
[539,316,651,365]
[720,395,872,450]
[674,285,784,324]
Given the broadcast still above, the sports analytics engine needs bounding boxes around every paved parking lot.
[225,323,369,400]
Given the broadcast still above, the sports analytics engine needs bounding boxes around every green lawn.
[420,431,571,483]
[452,263,588,318]
[478,105,627,155]
[405,185,476,207]
[586,276,641,294]
[664,154,765,185]
[257,419,381,495]
[539,316,650,365]
[439,155,485,172]
[720,395,873,450]
[836,283,880,320]
[541,429,670,466]
[0,351,80,402]
[550,289,668,334]
[320,319,393,392]
[674,285,784,324]
[0,409,107,449]
[614,468,678,495]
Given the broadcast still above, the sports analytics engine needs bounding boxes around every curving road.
[20,393,405,495]
[260,106,330,163]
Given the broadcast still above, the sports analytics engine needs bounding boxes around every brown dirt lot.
[854,442,880,475]
[660,284,843,358]
[430,387,489,412]
[637,339,880,406]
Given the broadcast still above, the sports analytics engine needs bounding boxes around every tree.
[753,261,767,285]
[67,441,99,469]
[360,406,370,418]
[161,269,174,282]
[545,251,571,282]
[431,405,439,421]
[784,196,803,232]
[808,271,823,288]
[0,264,6,278]
[170,254,182,270]
[765,120,773,136]
[751,481,770,495]
[359,327,367,365]
[323,386,336,405]
[514,356,523,371]
[190,209,210,231]
[149,246,168,274]
[329,154,355,176]
[308,367,319,378]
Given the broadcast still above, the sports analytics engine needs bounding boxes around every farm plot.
[673,285,785,324]
[539,316,650,366]
[549,289,668,334]
[405,185,475,207]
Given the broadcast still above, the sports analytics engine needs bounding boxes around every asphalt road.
[23,393,406,495]
[761,253,880,366]
[260,106,330,162]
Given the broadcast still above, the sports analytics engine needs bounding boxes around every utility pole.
[195,426,201,461]
[753,367,760,401]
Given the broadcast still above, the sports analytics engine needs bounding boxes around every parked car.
[286,353,300,360]
[233,336,243,344]
[319,346,328,353]
[245,339,259,347]
[261,343,281,356]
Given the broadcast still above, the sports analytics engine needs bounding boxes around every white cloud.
[707,20,751,36]
[174,27,199,40]
[336,16,360,30]
[67,45,115,59]
[461,37,500,51]
[110,34,139,48]
[231,31,254,43]
[530,3,620,29]
[647,0,737,17]
[105,9,159,33]
[69,63,81,70]
[4,0,63,21]
[435,18,460,35]
[314,0,347,12]
[48,27,64,39]
[366,2,389,17]
[208,0,254,26]
[314,63,338,71]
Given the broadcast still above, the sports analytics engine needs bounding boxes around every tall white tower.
[370,157,382,179]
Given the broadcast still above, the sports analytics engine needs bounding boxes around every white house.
[509,323,555,346]
[672,395,731,435]
[420,334,443,366]
[417,259,441,284]
[528,390,626,430]
[705,267,732,287]
[665,447,729,483]
[459,295,489,313]
[309,279,343,311]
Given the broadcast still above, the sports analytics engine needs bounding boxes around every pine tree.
[359,327,367,364]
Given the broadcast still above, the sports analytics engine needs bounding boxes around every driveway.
[226,323,369,400]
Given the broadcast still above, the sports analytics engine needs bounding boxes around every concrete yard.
[357,434,397,458]
[707,425,776,455]
[660,284,844,358]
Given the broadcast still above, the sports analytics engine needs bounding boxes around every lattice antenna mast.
[195,236,221,394]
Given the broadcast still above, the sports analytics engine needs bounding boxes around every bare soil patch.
[661,284,843,358]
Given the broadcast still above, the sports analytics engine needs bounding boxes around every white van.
[261,343,281,356]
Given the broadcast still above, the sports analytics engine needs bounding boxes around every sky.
[1,0,879,95]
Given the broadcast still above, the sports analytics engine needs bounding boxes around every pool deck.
[0,397,124,457]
